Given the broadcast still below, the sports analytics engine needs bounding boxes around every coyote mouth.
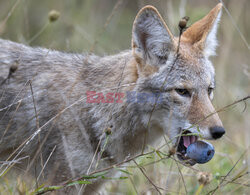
[176,130,214,166]
[177,130,198,165]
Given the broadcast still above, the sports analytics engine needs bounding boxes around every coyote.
[0,3,225,194]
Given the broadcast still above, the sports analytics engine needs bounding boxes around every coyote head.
[131,3,225,164]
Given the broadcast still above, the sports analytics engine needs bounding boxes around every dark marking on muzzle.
[210,126,225,139]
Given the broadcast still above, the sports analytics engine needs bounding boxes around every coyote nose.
[210,126,225,139]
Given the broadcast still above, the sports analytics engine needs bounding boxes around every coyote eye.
[175,89,191,97]
[208,87,214,95]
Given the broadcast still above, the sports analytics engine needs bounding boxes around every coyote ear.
[182,3,222,57]
[132,6,175,67]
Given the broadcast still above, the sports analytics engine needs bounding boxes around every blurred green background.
[0,0,249,194]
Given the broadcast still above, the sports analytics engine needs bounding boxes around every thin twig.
[208,149,248,194]
[28,22,49,44]
[37,145,57,181]
[0,0,21,32]
[133,159,162,195]
[89,0,124,53]
[163,135,188,194]
[219,0,250,50]
[188,95,250,132]
[29,80,43,187]
[141,21,184,154]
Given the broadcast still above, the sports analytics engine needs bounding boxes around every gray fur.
[0,5,224,194]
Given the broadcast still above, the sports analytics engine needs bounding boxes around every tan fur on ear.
[182,3,222,46]
[131,5,174,49]
[131,5,176,76]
